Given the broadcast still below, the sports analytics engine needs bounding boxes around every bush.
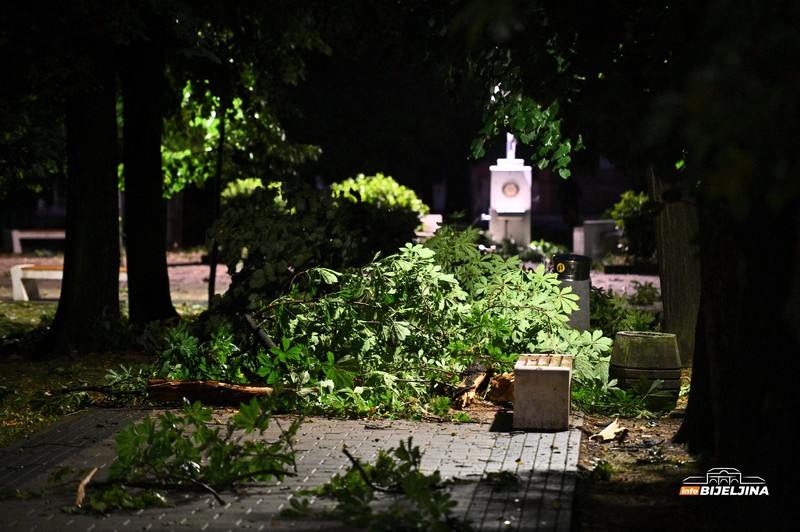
[330,173,429,259]
[220,177,269,203]
[589,286,658,338]
[330,173,429,217]
[604,190,658,263]
[210,175,429,309]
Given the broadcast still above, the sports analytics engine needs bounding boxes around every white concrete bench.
[10,264,127,301]
[7,229,66,254]
[513,354,573,431]
[415,214,443,240]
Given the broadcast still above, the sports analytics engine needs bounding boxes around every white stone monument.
[489,133,532,246]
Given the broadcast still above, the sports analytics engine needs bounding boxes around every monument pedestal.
[489,153,532,246]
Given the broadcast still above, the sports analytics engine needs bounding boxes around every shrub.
[589,286,658,338]
[210,176,428,310]
[211,182,356,307]
[330,173,429,258]
[330,172,429,217]
[604,190,658,262]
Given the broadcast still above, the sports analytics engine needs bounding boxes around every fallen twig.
[244,313,277,350]
[341,448,396,494]
[47,386,142,397]
[75,467,98,507]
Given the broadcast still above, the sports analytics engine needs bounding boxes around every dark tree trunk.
[121,25,177,325]
[647,168,701,366]
[47,50,120,354]
[207,99,228,304]
[680,200,799,527]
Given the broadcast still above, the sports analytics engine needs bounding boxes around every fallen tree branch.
[147,379,274,405]
[244,313,277,351]
[47,386,143,397]
[341,447,397,494]
[451,365,491,409]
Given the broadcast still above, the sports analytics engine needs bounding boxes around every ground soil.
[570,412,700,531]
[1,251,704,530]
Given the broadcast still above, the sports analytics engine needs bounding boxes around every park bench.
[513,354,573,431]
[10,264,127,301]
[6,229,66,254]
[414,214,443,240]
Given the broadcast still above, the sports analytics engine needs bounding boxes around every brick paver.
[0,407,581,531]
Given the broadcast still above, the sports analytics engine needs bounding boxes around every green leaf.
[316,268,340,285]
[553,143,571,159]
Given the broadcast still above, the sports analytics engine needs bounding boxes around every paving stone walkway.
[0,407,582,531]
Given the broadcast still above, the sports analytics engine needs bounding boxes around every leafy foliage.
[575,274,672,420]
[330,172,429,216]
[527,238,569,262]
[158,322,250,384]
[627,281,660,306]
[220,177,268,202]
[467,48,580,178]
[572,379,676,419]
[603,190,658,263]
[104,365,149,397]
[288,437,471,531]
[76,397,299,512]
[590,287,657,338]
[256,244,470,417]
[211,176,428,309]
[166,226,614,417]
[161,81,322,198]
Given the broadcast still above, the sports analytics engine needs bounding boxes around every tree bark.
[647,168,701,366]
[146,379,274,405]
[207,99,227,304]
[680,200,800,526]
[46,48,120,354]
[121,24,178,325]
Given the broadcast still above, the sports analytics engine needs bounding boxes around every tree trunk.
[647,168,700,366]
[681,201,799,527]
[46,50,120,354]
[207,99,227,304]
[121,25,177,325]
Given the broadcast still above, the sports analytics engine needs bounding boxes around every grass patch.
[0,302,157,447]
[0,301,56,338]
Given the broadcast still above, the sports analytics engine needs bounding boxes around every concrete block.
[10,264,127,301]
[9,228,65,254]
[513,354,572,431]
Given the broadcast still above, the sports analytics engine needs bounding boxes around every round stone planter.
[609,331,682,396]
